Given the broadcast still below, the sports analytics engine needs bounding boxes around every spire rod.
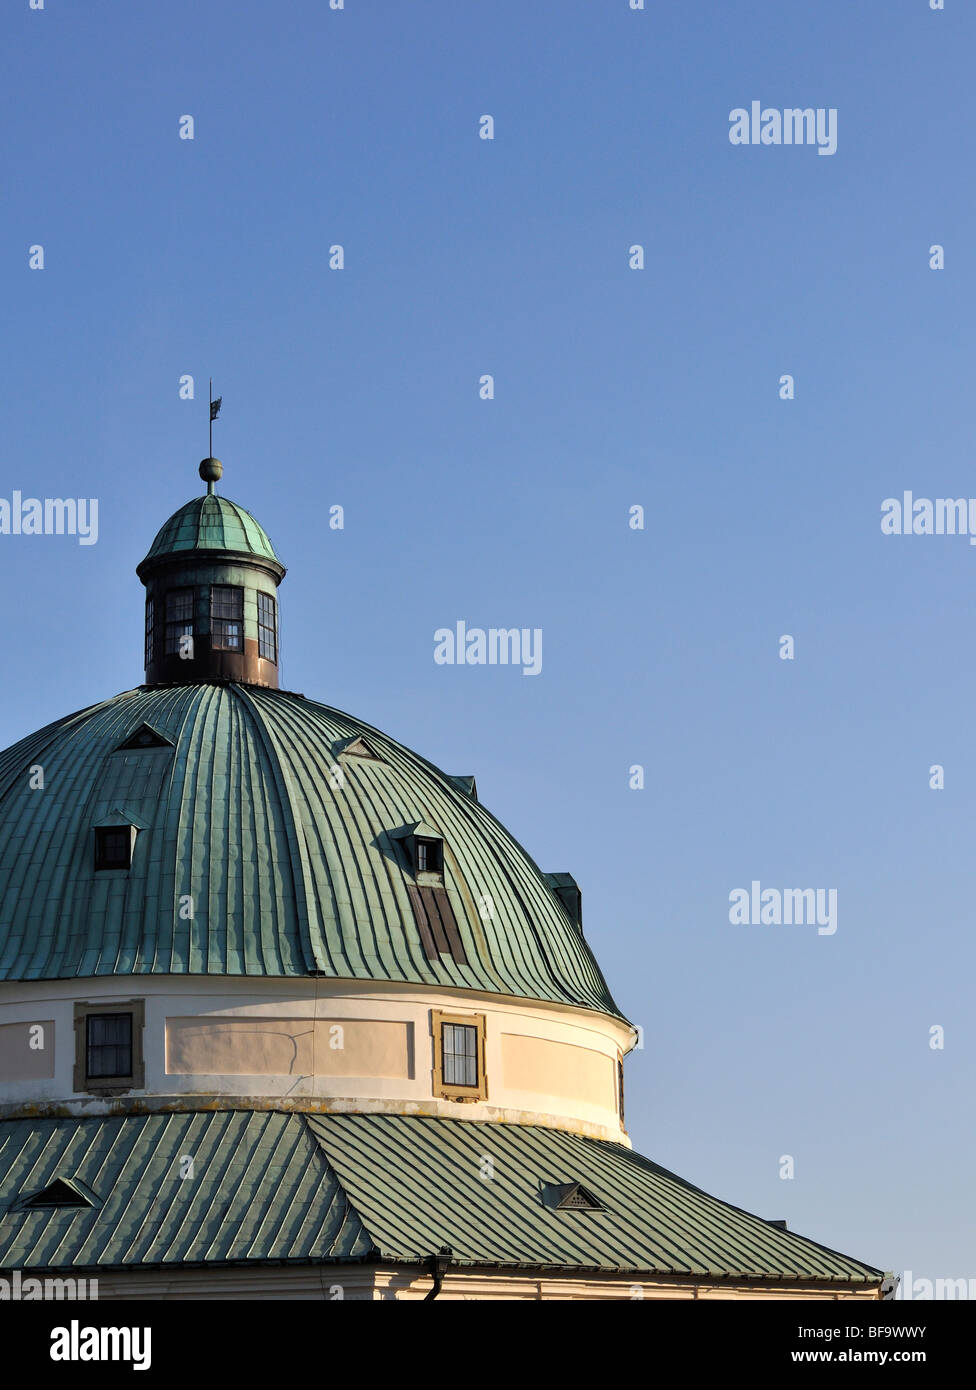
[208,380,223,489]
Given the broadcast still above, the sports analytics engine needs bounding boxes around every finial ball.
[199,457,223,484]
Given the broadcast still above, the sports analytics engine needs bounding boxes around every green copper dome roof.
[140,494,282,568]
[0,685,622,1017]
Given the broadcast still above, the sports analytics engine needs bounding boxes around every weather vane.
[209,378,222,457]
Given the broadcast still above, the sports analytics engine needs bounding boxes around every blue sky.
[2,0,973,1290]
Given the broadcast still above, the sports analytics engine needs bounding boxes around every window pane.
[416,839,440,873]
[210,586,243,619]
[211,588,245,650]
[258,593,277,662]
[95,827,131,870]
[87,1013,132,1078]
[165,589,193,621]
[442,1023,478,1087]
[212,619,242,651]
[165,621,193,655]
[144,598,154,667]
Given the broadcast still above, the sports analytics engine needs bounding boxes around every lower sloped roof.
[305,1114,882,1283]
[0,1111,882,1284]
[0,1111,372,1270]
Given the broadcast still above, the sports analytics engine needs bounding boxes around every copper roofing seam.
[1,683,624,1010]
[142,496,282,566]
[0,1112,882,1282]
[261,691,385,980]
[302,690,623,1014]
[307,1117,889,1278]
[377,704,601,1004]
[262,687,604,1004]
[309,1114,518,1263]
[0,1112,379,1270]
[607,1142,872,1278]
[327,718,441,982]
[230,684,328,976]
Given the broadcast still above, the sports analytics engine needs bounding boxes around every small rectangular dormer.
[392,822,466,965]
[93,810,150,872]
[544,872,582,930]
[416,837,442,874]
[94,825,136,871]
[447,775,478,801]
[392,821,444,879]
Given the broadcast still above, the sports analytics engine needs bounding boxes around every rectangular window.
[442,1023,478,1087]
[144,597,155,668]
[73,1000,145,1092]
[416,838,442,874]
[165,588,194,655]
[94,826,133,871]
[257,591,277,662]
[432,1010,487,1101]
[211,585,244,651]
[86,1013,132,1079]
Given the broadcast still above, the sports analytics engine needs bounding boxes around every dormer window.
[392,821,445,879]
[416,838,442,874]
[544,872,583,930]
[165,588,194,655]
[258,591,277,662]
[94,826,135,871]
[211,585,243,651]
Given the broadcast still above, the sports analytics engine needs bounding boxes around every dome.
[0,454,885,1302]
[0,683,621,1016]
[138,494,282,572]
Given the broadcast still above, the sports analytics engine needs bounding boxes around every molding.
[72,999,145,1094]
[431,1009,487,1101]
[0,1094,631,1145]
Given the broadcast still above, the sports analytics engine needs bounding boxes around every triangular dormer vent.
[19,1178,94,1210]
[334,736,382,762]
[115,724,173,752]
[547,1182,605,1212]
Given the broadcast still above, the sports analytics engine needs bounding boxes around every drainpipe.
[424,1247,453,1301]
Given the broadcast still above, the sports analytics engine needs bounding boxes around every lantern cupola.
[136,458,286,687]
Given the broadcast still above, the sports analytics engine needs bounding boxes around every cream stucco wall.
[63,1264,883,1301]
[501,1032,616,1109]
[165,1017,414,1079]
[0,977,635,1143]
[0,1019,55,1081]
